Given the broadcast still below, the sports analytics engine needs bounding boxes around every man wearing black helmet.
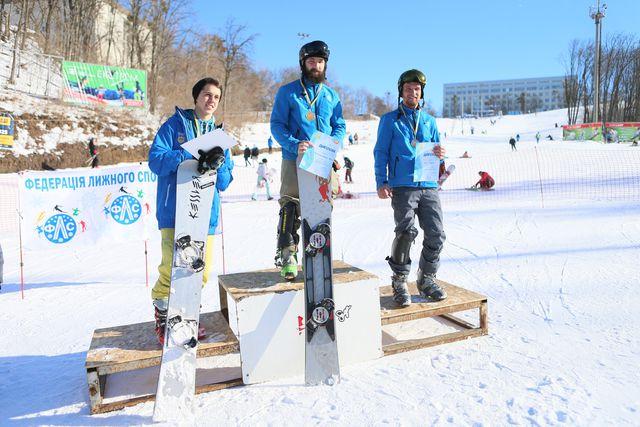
[374,69,447,307]
[270,40,346,280]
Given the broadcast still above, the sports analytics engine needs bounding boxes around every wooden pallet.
[379,281,488,355]
[85,311,242,414]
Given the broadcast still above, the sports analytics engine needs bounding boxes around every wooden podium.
[85,261,488,414]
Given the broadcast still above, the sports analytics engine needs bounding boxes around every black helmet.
[299,40,330,66]
[397,69,427,99]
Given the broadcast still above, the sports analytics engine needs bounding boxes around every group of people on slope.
[146,40,450,344]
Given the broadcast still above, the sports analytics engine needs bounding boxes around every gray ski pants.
[388,187,446,276]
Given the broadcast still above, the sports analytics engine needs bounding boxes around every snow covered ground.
[1,109,639,425]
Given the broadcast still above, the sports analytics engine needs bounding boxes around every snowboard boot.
[154,305,168,346]
[416,269,447,301]
[391,273,412,307]
[279,248,298,281]
[197,324,207,341]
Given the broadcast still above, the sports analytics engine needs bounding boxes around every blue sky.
[191,0,639,115]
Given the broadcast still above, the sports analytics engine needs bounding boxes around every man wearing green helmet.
[374,69,447,307]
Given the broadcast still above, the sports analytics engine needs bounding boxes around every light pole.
[590,0,606,123]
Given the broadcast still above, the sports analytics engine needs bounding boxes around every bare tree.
[147,0,187,113]
[215,19,257,121]
[517,92,526,114]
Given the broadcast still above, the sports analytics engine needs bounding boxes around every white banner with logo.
[19,164,158,251]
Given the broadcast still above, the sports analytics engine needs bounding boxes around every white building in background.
[443,76,565,117]
[94,0,152,69]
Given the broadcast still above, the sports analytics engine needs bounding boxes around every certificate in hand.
[413,142,441,183]
[298,131,340,179]
[181,129,237,158]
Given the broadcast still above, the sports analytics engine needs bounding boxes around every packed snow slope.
[1,108,639,426]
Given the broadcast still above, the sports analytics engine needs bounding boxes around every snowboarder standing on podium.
[148,77,234,345]
[374,69,447,307]
[270,40,346,280]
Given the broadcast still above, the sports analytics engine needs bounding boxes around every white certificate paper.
[413,142,440,182]
[181,129,237,158]
[298,131,340,179]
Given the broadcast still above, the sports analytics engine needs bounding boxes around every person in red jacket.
[473,171,495,190]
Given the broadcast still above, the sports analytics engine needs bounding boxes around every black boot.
[416,268,447,301]
[391,274,411,307]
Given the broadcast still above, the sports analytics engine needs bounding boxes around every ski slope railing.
[0,45,64,99]
[220,146,640,210]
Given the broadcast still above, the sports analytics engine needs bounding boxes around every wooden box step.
[85,311,242,414]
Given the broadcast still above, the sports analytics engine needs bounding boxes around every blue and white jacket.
[270,78,346,160]
[374,104,440,190]
[148,107,233,234]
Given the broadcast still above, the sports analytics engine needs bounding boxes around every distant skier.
[535,132,541,144]
[148,77,234,345]
[509,137,517,151]
[343,156,354,183]
[88,137,99,168]
[243,146,251,166]
[547,134,554,140]
[251,158,273,201]
[374,69,447,307]
[250,145,259,165]
[348,134,354,145]
[267,136,274,154]
[473,171,495,190]
[516,134,520,142]
[270,40,345,280]
[353,132,359,144]
[460,151,471,158]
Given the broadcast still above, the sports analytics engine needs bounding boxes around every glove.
[197,146,225,174]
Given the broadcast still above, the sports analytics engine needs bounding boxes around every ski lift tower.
[589,1,606,123]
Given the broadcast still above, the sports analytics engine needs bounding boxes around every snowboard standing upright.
[153,159,217,423]
[297,164,340,385]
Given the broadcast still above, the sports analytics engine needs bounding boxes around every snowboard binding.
[174,235,205,272]
[304,222,331,257]
[166,315,198,349]
[306,298,335,340]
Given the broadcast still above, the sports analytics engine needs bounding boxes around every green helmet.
[397,69,427,99]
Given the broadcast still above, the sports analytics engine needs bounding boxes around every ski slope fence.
[0,44,64,99]
[1,146,639,240]
[221,146,640,210]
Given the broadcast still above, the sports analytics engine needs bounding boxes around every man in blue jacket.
[148,77,234,344]
[270,40,346,280]
[374,69,447,307]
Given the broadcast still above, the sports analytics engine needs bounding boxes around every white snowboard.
[297,162,340,386]
[153,159,216,423]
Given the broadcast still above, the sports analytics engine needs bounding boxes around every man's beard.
[302,67,326,84]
